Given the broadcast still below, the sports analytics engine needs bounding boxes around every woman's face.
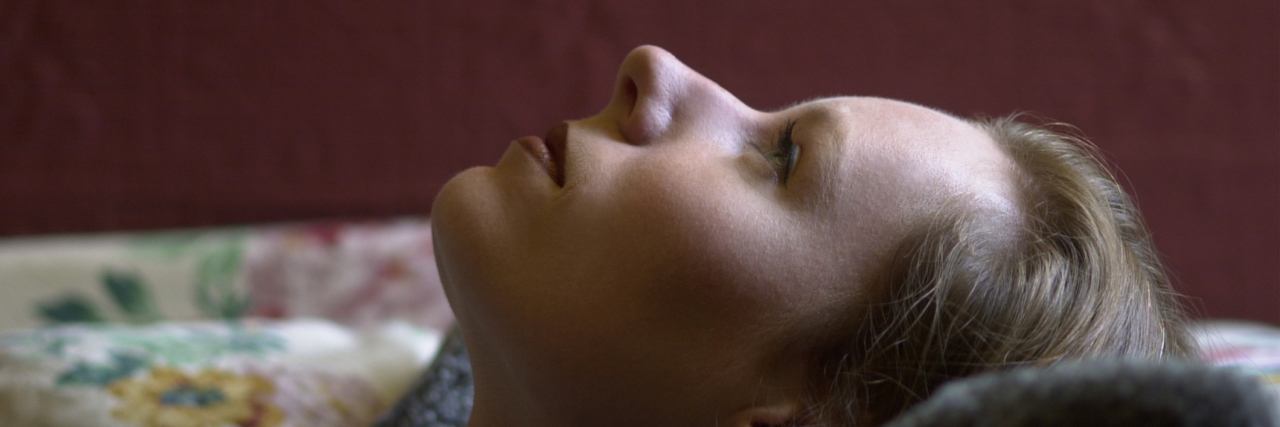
[432,46,1014,425]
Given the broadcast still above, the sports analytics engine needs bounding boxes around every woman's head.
[430,46,1189,426]
[806,116,1194,425]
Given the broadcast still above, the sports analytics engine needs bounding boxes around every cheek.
[591,156,811,329]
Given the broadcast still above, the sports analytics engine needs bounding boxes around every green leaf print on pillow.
[36,270,160,325]
[34,230,253,325]
[130,230,253,319]
[36,295,107,324]
[56,351,149,386]
[195,242,252,319]
[102,327,286,365]
[3,323,290,388]
[103,271,161,323]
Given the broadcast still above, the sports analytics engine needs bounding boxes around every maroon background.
[2,1,1277,324]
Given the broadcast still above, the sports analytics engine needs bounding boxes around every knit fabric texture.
[372,328,473,427]
[375,331,1277,426]
[885,360,1278,427]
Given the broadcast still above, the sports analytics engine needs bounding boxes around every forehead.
[783,96,1016,257]
[799,96,992,158]
[794,96,1012,202]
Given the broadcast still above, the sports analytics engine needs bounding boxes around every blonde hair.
[803,115,1193,426]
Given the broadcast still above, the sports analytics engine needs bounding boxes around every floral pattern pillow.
[0,220,454,426]
[0,319,442,427]
[0,218,453,332]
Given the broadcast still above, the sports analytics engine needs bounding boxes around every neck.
[466,382,659,427]
[465,404,526,427]
[465,377,570,427]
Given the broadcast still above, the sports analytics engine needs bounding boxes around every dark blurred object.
[1,1,1275,323]
[885,360,1279,427]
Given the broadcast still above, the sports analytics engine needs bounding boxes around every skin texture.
[431,45,1016,427]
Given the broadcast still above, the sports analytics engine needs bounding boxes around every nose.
[606,45,746,145]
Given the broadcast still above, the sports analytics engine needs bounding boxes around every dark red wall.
[2,1,1277,324]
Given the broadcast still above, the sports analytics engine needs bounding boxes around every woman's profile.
[429,45,1191,426]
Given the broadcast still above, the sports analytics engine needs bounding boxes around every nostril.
[615,74,658,145]
[621,77,638,119]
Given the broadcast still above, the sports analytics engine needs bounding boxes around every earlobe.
[730,401,800,427]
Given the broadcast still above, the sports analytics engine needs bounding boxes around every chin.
[430,166,505,291]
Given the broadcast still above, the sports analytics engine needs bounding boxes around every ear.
[727,401,801,427]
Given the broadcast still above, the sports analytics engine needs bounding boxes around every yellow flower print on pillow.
[108,367,283,427]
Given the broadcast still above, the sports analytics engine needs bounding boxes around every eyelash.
[760,120,799,184]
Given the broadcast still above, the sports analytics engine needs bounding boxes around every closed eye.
[761,120,800,185]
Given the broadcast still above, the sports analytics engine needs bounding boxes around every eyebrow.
[775,96,834,113]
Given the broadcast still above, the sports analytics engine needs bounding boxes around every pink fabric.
[245,220,453,331]
[1,1,1276,323]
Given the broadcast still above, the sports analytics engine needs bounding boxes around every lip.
[515,135,556,185]
[543,122,569,187]
[514,122,569,187]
